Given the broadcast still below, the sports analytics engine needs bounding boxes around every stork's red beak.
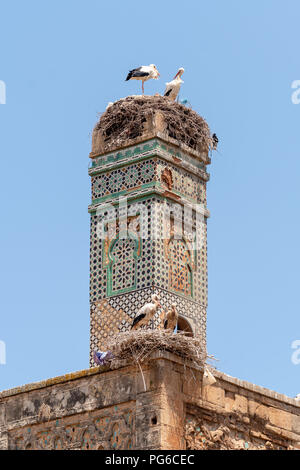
[174,71,180,79]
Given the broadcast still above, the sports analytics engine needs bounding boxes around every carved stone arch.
[81,427,97,450]
[177,316,194,336]
[110,422,121,449]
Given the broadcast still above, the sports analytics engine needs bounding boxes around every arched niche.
[177,316,194,336]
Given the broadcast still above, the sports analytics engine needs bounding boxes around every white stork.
[163,304,178,332]
[164,67,184,101]
[131,294,161,330]
[126,64,160,94]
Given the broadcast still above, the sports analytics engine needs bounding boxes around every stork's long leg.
[142,81,144,95]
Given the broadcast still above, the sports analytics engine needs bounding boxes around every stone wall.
[184,368,300,450]
[0,352,299,450]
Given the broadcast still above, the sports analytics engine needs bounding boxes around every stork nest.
[94,95,212,154]
[104,329,208,370]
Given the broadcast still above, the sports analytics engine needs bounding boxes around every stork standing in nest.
[131,294,161,330]
[125,64,160,94]
[163,304,178,332]
[164,67,184,101]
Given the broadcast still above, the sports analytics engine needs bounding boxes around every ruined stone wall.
[0,358,173,450]
[184,368,300,450]
[0,353,299,450]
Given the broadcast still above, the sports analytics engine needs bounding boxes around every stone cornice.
[89,138,210,180]
[90,133,211,166]
[1,351,299,410]
[88,189,210,218]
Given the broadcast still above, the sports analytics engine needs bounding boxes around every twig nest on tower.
[92,95,212,157]
[103,329,210,369]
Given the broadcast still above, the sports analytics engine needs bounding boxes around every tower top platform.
[91,95,212,161]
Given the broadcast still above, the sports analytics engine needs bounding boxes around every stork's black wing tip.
[126,70,134,81]
[131,313,146,329]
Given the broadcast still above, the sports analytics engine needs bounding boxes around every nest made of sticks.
[104,329,208,370]
[94,95,212,153]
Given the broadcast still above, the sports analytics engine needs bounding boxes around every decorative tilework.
[10,406,135,450]
[110,238,136,294]
[90,287,207,366]
[168,239,193,297]
[89,138,210,364]
[91,160,156,200]
[90,138,207,174]
[91,157,206,206]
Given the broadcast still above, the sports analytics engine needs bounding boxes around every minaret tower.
[89,96,212,365]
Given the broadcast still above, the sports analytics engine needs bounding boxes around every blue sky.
[0,0,299,397]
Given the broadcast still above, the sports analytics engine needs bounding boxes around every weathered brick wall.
[184,367,300,450]
[0,358,174,450]
[0,353,299,450]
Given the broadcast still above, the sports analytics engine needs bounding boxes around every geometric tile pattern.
[89,139,209,364]
[156,160,206,204]
[91,160,155,200]
[90,287,207,366]
[90,299,132,352]
[167,238,193,297]
[110,238,136,294]
[91,158,206,205]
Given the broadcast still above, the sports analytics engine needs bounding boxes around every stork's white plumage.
[126,64,160,94]
[131,294,161,330]
[164,67,184,101]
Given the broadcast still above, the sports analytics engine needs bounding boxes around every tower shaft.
[89,96,211,365]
